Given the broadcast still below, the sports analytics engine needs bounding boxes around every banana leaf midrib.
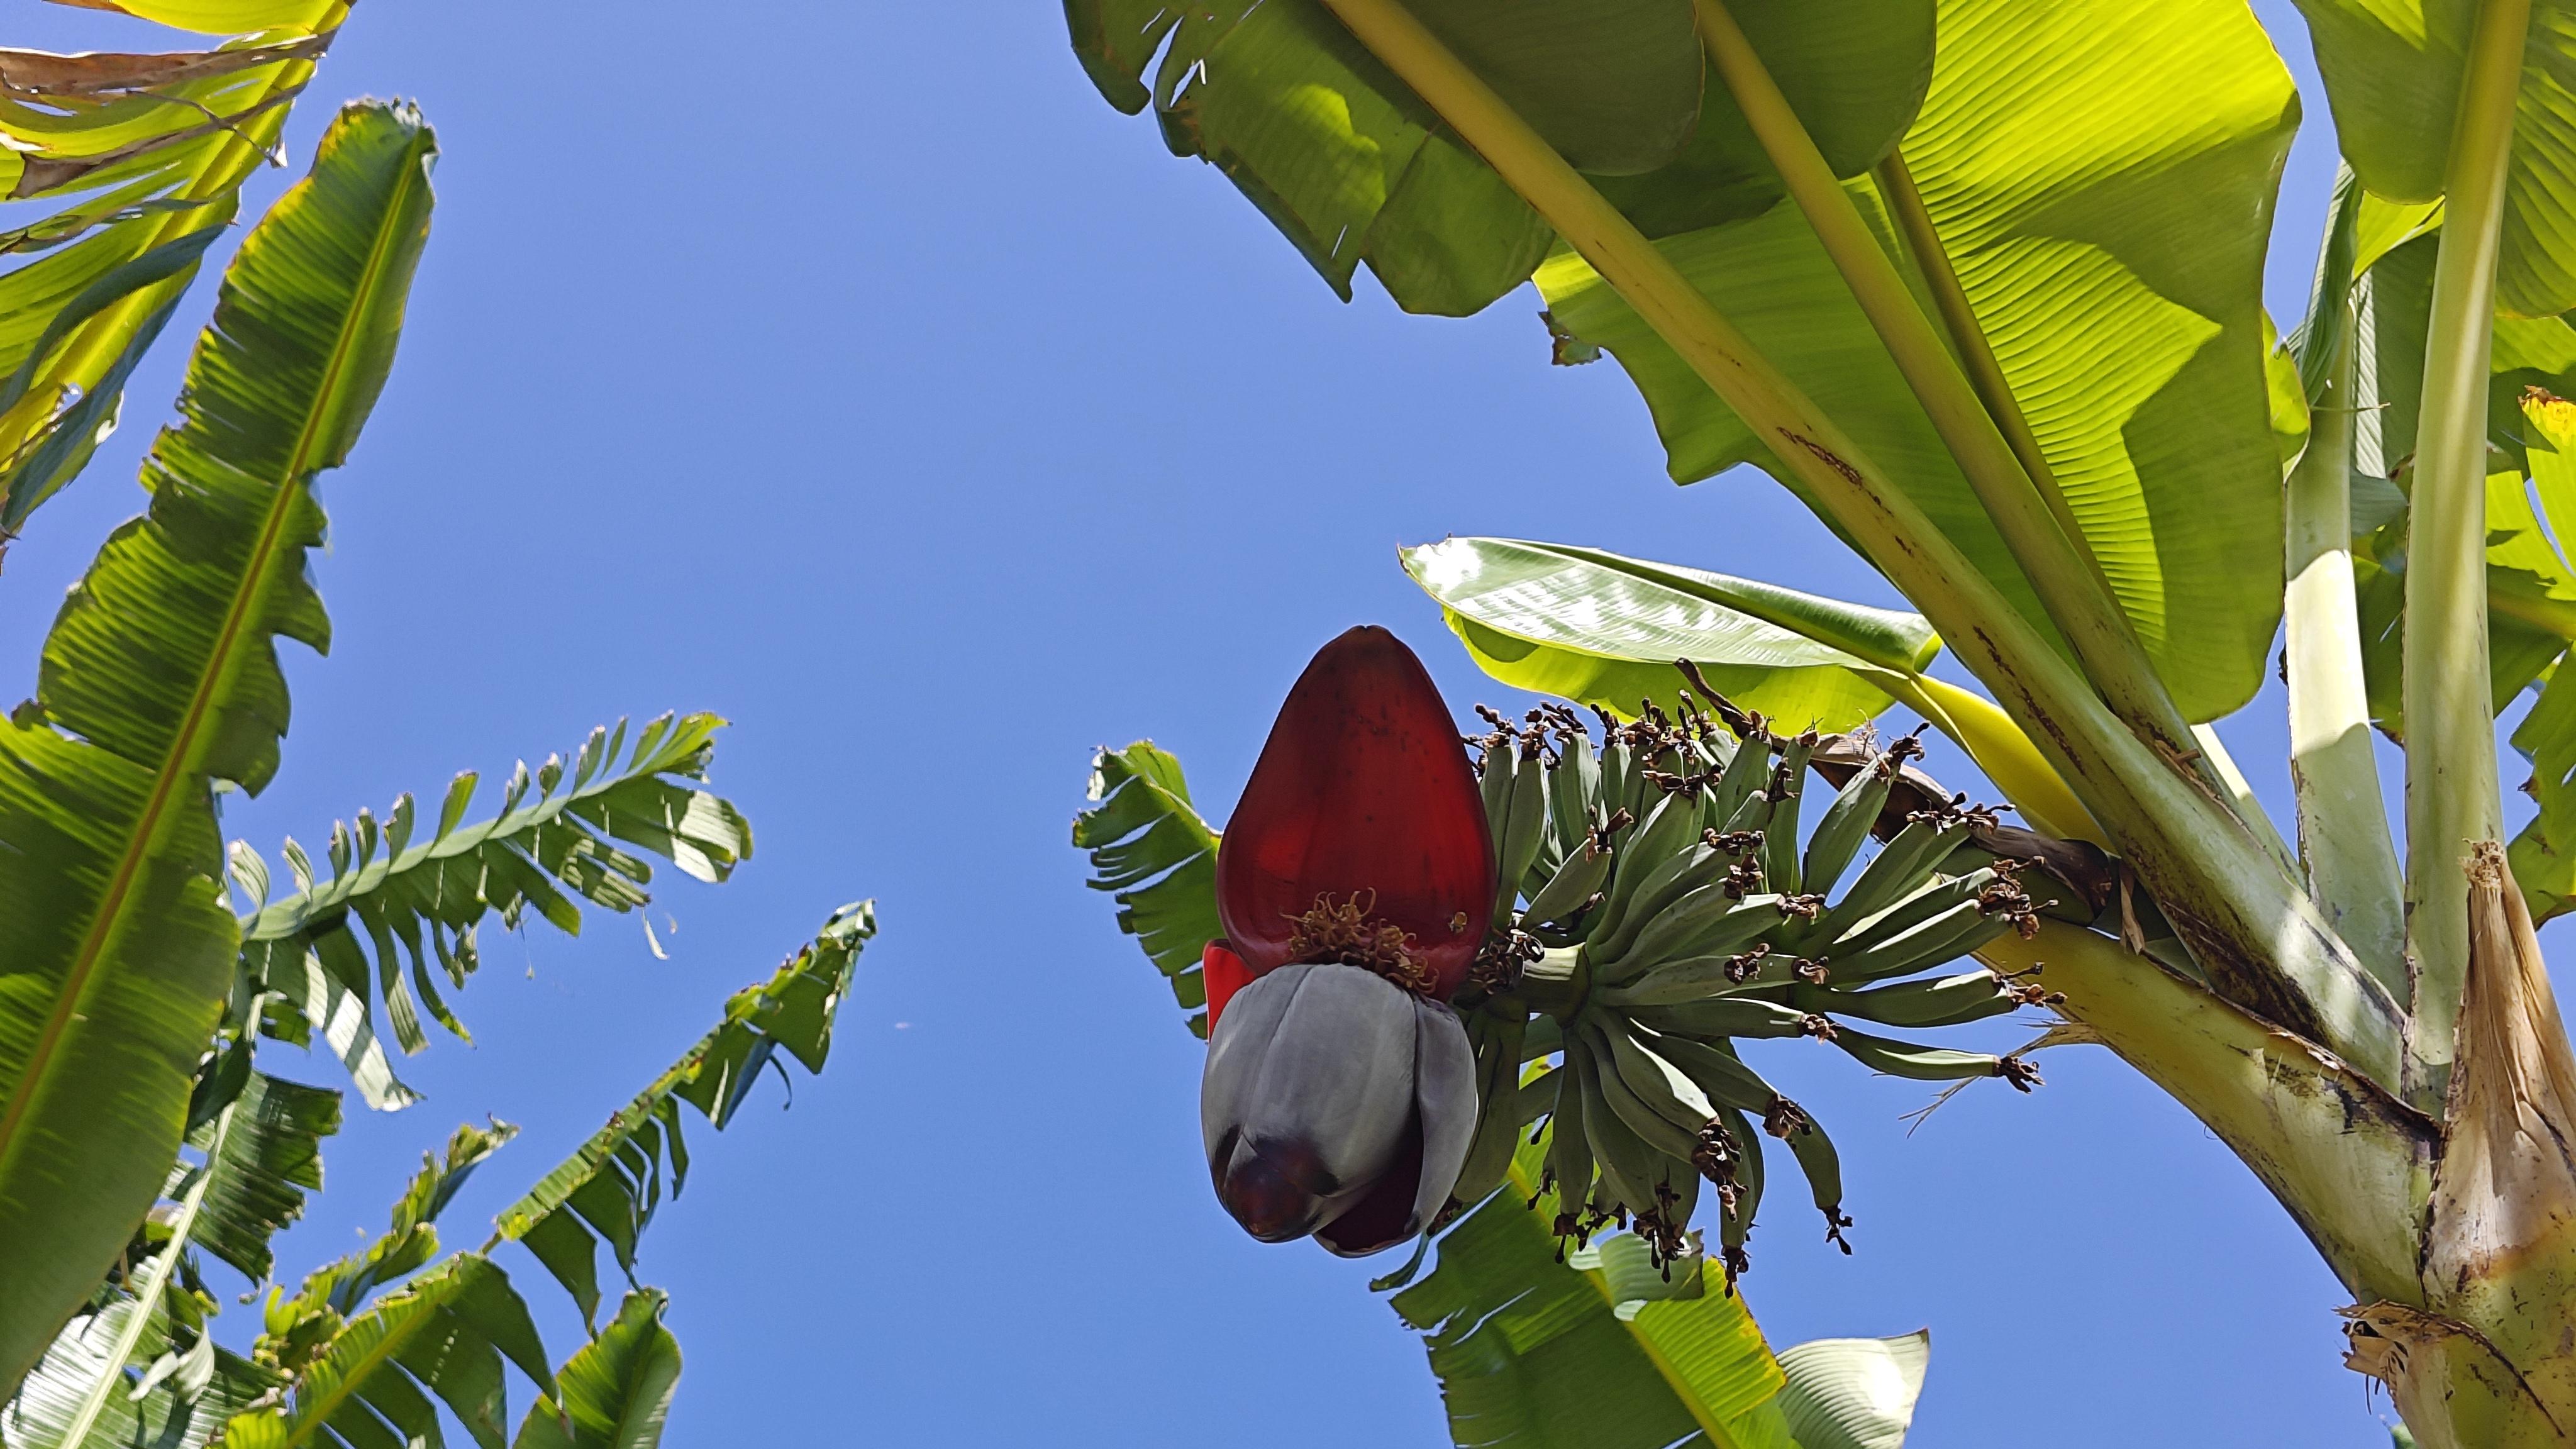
[238,745,703,941]
[0,118,426,1181]
[52,1099,240,1446]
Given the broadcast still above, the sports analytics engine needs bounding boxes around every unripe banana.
[1707,730,1773,823]
[1760,733,1814,896]
[1771,1102,1854,1251]
[1450,1011,1530,1204]
[1794,970,2019,1030]
[1494,753,1551,931]
[1591,1016,1717,1138]
[1588,841,1724,964]
[1828,866,1997,956]
[1591,793,1699,943]
[1814,818,1968,938]
[1599,735,1636,824]
[1624,995,1821,1040]
[1545,1047,1596,1223]
[1713,1104,1763,1274]
[1552,728,1602,858]
[1818,897,2014,987]
[1479,743,1518,880]
[1523,1012,1563,1062]
[1523,836,1613,927]
[1801,751,1896,899]
[1604,888,1787,981]
[1828,1023,2033,1085]
[1631,1027,1785,1117]
[1570,1035,1660,1214]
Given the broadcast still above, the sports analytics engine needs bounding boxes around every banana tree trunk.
[2343,845,2576,1447]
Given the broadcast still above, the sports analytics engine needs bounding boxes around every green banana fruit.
[1522,837,1614,926]
[1829,1023,2039,1087]
[1801,745,1900,899]
[1795,970,2023,1030]
[1760,732,1816,896]
[1819,897,2018,987]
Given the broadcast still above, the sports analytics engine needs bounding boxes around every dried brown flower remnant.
[1284,890,1435,996]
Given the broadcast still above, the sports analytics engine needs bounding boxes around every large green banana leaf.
[2286,0,2576,315]
[0,99,434,1398]
[486,903,873,1323]
[1063,0,1931,313]
[0,6,347,540]
[1539,0,2297,724]
[509,1291,680,1449]
[1,1294,278,1449]
[233,713,754,1109]
[1399,535,1935,732]
[225,1252,556,1449]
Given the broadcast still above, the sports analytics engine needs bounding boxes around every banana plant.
[1065,0,2576,1439]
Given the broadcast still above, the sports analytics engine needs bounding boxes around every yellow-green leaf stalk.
[2404,0,2526,1091]
[1690,0,2210,790]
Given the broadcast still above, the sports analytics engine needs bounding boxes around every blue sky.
[1,1,2475,1443]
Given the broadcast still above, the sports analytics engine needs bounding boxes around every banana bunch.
[1445,696,2060,1281]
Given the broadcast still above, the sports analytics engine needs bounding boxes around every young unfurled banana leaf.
[0,3,348,539]
[0,99,435,1399]
[484,903,873,1324]
[231,713,755,1110]
[1538,0,2297,725]
[1062,0,1931,314]
[2287,0,2576,316]
[1076,741,1223,1038]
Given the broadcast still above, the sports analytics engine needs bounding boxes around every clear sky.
[1,1,2486,1444]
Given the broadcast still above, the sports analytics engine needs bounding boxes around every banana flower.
[1199,626,1491,1255]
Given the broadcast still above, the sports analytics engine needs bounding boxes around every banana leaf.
[2287,0,2576,315]
[1075,741,1224,1038]
[1400,535,1935,732]
[0,99,435,1398]
[485,904,873,1324]
[0,5,348,540]
[1774,1333,1929,1449]
[1063,0,1933,312]
[233,714,753,1109]
[509,1291,680,1449]
[1388,1130,1926,1448]
[1538,0,2298,724]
